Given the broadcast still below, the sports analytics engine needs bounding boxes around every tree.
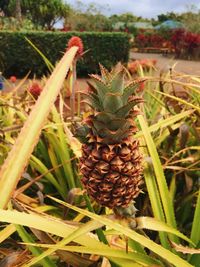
[22,0,71,29]
[2,0,70,29]
[15,0,22,22]
[2,0,23,19]
[109,13,138,25]
[64,2,112,32]
[178,5,200,33]
[157,12,180,23]
[0,0,11,16]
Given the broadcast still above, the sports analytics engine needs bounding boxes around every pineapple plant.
[76,64,143,218]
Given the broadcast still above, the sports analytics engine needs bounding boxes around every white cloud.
[65,0,200,18]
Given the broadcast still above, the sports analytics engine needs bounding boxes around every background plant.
[0,42,199,266]
[0,31,130,77]
[0,0,70,30]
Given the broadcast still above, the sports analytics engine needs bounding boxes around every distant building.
[131,22,154,30]
[112,21,154,31]
[155,20,184,30]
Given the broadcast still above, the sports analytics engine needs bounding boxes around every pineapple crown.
[77,64,143,144]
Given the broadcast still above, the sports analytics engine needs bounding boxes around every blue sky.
[65,0,200,18]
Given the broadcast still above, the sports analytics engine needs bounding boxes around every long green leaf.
[30,155,65,197]
[22,220,103,267]
[136,217,193,245]
[138,114,178,241]
[15,224,56,267]
[0,209,157,267]
[25,37,54,72]
[48,196,193,267]
[46,111,76,189]
[190,189,200,246]
[0,46,78,209]
[140,138,169,249]
[156,91,200,112]
[47,141,68,190]
[23,220,160,267]
[22,244,160,267]
[0,224,16,243]
[135,110,193,139]
[0,209,103,247]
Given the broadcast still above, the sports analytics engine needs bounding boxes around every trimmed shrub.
[0,31,130,77]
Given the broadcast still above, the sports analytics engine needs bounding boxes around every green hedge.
[0,31,130,77]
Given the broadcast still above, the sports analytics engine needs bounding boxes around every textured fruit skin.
[80,136,143,208]
[77,64,143,210]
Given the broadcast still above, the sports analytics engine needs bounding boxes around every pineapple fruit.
[77,64,143,218]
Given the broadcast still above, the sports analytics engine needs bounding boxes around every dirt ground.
[47,52,200,92]
[130,52,200,75]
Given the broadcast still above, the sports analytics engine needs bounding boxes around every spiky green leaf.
[95,126,130,144]
[82,92,102,110]
[93,117,131,133]
[92,120,106,132]
[95,112,115,124]
[99,64,111,83]
[110,70,124,94]
[107,118,132,131]
[116,100,140,117]
[103,93,123,112]
[122,82,140,104]
[73,123,90,143]
[89,75,109,100]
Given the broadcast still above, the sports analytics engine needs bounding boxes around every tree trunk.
[15,0,22,22]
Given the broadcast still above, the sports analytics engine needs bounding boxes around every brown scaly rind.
[80,135,143,209]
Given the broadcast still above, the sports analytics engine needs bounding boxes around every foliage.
[0,42,199,265]
[178,5,200,34]
[1,0,200,36]
[0,0,10,16]
[0,31,130,77]
[64,2,112,32]
[0,16,36,31]
[1,0,70,29]
[24,0,70,30]
[64,2,145,33]
[134,29,200,60]
[155,7,200,34]
[157,12,181,23]
[110,12,149,24]
[171,29,200,59]
[135,32,166,48]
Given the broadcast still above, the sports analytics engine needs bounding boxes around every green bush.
[0,31,130,77]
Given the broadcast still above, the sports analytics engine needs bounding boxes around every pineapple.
[77,64,143,218]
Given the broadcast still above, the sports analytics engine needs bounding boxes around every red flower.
[10,76,17,83]
[128,59,156,74]
[137,81,145,92]
[29,82,42,98]
[67,36,84,58]
[152,59,157,65]
[127,61,139,74]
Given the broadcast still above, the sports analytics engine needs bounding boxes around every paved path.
[130,52,200,75]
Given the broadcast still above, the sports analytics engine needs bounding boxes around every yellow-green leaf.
[0,47,78,209]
